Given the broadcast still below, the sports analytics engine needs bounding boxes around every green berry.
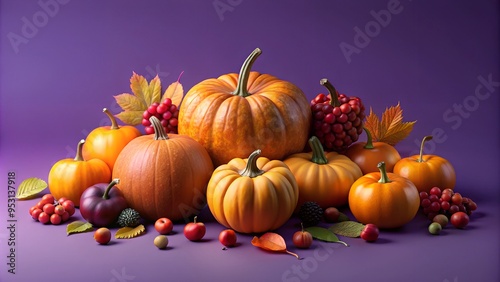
[428,222,442,235]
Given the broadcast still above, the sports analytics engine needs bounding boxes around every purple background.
[1,0,499,281]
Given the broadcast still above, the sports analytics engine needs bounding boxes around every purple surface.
[1,0,499,281]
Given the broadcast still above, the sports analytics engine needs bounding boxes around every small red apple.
[360,223,379,242]
[292,224,313,249]
[183,216,206,241]
[155,218,173,235]
[219,229,237,248]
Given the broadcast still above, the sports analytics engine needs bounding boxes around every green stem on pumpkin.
[363,127,375,149]
[320,78,341,107]
[309,136,328,164]
[102,178,120,200]
[103,108,119,130]
[232,48,262,98]
[149,116,169,140]
[377,162,392,184]
[74,139,85,161]
[239,149,265,178]
[417,136,433,163]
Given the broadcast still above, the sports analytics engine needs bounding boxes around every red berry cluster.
[419,187,477,221]
[142,98,179,134]
[310,79,365,151]
[29,194,76,225]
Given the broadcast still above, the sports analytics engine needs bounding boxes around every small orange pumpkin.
[206,149,299,234]
[348,162,420,229]
[283,136,362,209]
[82,108,141,171]
[393,135,456,193]
[48,139,111,206]
[344,127,401,174]
[112,116,214,222]
[178,48,311,166]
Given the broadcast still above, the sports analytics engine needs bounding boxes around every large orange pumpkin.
[112,116,214,222]
[349,162,420,229]
[206,149,299,234]
[284,136,362,209]
[178,48,311,166]
[82,108,141,171]
[48,139,111,206]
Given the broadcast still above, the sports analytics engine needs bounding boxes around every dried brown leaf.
[363,103,416,145]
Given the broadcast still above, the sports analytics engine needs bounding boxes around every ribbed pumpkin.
[112,116,214,222]
[178,48,311,167]
[284,136,362,209]
[349,162,420,229]
[82,108,141,171]
[206,149,299,234]
[48,139,111,206]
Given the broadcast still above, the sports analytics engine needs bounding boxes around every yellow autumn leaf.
[363,103,416,146]
[129,72,149,108]
[115,224,146,239]
[15,177,47,200]
[161,71,185,106]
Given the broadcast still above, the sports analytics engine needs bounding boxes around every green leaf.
[67,221,93,236]
[305,226,348,247]
[329,221,365,238]
[15,177,47,200]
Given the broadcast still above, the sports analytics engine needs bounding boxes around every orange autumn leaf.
[364,102,416,146]
[251,232,299,259]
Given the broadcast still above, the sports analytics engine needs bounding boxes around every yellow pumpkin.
[206,149,299,234]
[178,48,311,166]
[284,136,362,209]
[48,140,111,206]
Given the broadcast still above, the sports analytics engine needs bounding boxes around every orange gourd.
[48,139,111,206]
[349,162,420,229]
[82,108,141,171]
[344,127,401,174]
[178,48,311,166]
[393,135,456,193]
[283,136,362,209]
[206,149,299,234]
[112,116,214,222]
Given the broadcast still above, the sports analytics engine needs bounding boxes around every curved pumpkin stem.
[363,127,375,149]
[377,162,392,184]
[102,178,120,200]
[309,136,328,164]
[239,149,265,178]
[74,139,85,161]
[320,79,341,107]
[232,48,262,98]
[103,108,119,130]
[417,135,433,163]
[149,116,169,140]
